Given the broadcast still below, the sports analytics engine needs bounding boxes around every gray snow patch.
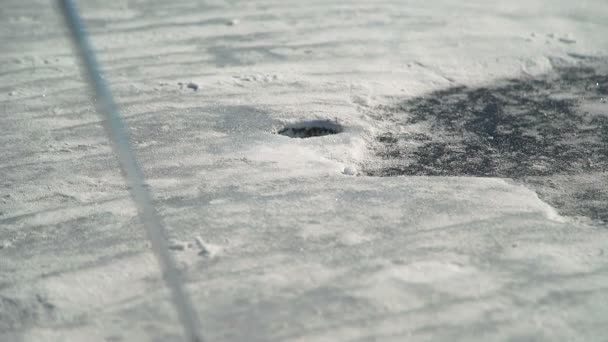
[0,294,56,331]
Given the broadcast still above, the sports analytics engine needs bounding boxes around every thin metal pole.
[56,1,204,341]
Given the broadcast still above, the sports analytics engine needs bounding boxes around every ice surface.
[1,0,608,341]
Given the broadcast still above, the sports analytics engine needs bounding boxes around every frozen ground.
[1,0,608,341]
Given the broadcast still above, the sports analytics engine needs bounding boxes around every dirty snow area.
[2,0,608,341]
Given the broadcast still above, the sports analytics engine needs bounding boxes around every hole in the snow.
[277,120,343,138]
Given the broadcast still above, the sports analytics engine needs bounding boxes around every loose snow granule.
[168,239,189,251]
[558,37,576,44]
[352,94,371,107]
[343,165,358,176]
[195,236,221,257]
[187,82,199,91]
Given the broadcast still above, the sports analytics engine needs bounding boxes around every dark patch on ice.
[277,120,343,138]
[365,60,608,223]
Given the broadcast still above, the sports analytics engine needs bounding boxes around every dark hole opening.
[277,120,343,138]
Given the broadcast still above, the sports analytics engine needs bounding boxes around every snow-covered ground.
[1,0,608,341]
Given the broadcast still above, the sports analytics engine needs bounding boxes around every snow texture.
[1,0,608,341]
